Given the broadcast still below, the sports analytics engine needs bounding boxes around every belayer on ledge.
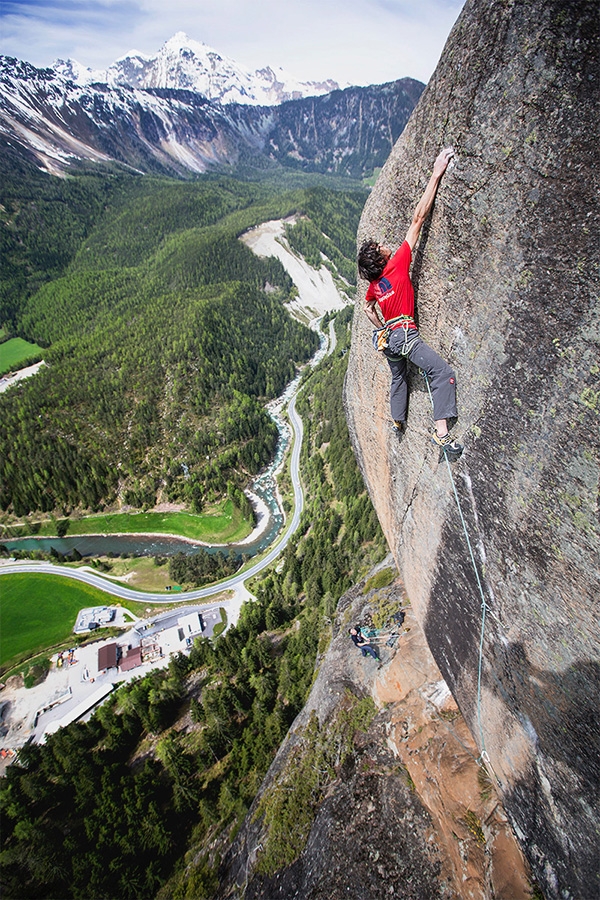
[349,627,380,661]
[358,147,462,459]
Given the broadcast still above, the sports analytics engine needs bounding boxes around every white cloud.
[0,0,466,85]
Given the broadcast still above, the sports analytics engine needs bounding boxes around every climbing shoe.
[431,431,463,458]
[392,420,406,437]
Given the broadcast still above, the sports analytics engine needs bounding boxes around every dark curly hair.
[357,240,388,281]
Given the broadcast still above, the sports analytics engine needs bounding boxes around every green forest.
[0,155,378,897]
[0,310,387,899]
[0,157,366,521]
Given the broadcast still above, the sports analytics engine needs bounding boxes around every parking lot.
[74,605,138,634]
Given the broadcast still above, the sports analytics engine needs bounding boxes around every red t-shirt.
[365,240,416,326]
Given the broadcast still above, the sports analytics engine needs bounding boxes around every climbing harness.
[422,373,492,771]
[391,317,419,359]
[372,316,418,357]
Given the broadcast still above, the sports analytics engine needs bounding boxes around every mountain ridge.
[0,54,423,179]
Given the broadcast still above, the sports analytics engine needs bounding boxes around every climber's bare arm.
[364,299,384,329]
[405,147,454,251]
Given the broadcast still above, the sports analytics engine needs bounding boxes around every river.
[1,361,303,561]
[2,217,345,564]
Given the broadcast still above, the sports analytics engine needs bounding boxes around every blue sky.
[0,0,466,86]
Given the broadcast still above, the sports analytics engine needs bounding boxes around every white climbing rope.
[422,374,490,768]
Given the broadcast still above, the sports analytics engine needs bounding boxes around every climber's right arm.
[405,147,454,251]
[364,299,384,329]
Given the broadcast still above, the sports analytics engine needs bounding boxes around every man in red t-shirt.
[358,147,462,457]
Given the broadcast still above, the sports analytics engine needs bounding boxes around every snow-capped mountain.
[0,54,423,178]
[52,57,107,86]
[53,32,341,106]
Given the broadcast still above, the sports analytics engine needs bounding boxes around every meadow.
[4,500,251,543]
[0,573,116,670]
[0,337,43,376]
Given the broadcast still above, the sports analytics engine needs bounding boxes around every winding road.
[0,368,307,613]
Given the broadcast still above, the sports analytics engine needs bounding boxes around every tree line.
[284,186,366,287]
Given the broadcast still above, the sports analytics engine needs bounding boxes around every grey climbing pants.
[385,328,457,424]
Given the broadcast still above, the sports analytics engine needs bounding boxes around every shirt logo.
[375,277,394,301]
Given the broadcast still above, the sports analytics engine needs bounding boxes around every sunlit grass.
[0,337,43,375]
[2,500,252,543]
[0,573,111,669]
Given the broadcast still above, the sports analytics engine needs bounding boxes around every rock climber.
[358,147,462,458]
[349,627,380,660]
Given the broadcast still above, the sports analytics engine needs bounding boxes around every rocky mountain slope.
[53,31,340,105]
[0,55,422,178]
[216,560,530,899]
[344,1,599,899]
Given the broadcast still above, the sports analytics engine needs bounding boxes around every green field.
[2,500,251,543]
[0,573,123,670]
[0,337,43,375]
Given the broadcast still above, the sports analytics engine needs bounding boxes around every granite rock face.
[344,2,600,898]
[216,561,529,899]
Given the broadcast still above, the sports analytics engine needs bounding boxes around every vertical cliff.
[216,561,530,899]
[344,2,600,898]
